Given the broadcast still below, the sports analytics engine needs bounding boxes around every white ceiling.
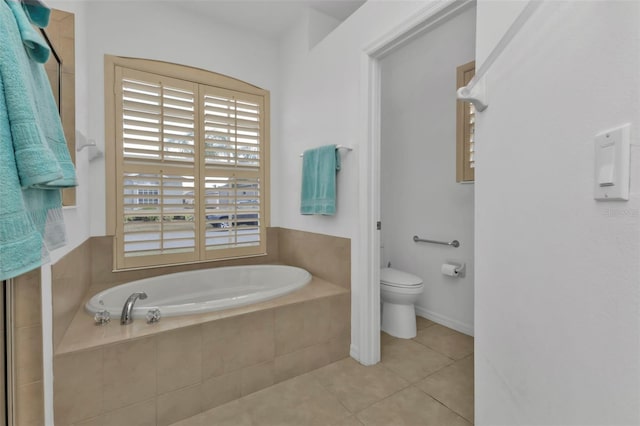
[176,0,366,39]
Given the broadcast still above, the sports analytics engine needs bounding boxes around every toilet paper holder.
[442,263,465,277]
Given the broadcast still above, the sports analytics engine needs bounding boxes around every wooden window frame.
[456,60,475,183]
[105,56,270,270]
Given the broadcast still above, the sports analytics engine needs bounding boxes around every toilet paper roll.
[441,263,459,277]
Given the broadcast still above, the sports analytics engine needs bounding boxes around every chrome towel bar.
[299,145,353,157]
[413,235,460,248]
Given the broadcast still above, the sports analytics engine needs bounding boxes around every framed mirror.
[42,8,76,206]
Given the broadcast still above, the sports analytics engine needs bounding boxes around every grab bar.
[413,235,460,248]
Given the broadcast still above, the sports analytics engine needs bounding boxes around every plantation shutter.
[115,67,198,268]
[456,61,475,182]
[112,63,268,270]
[201,85,265,259]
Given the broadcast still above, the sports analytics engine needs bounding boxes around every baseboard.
[415,306,474,336]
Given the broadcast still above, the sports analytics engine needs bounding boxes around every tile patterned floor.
[171,318,474,426]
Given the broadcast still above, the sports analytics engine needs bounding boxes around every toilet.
[380,267,424,339]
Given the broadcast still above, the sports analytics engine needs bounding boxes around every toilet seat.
[380,267,423,289]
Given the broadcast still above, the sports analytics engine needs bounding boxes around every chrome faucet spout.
[120,292,148,325]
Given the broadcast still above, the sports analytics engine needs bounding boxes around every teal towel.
[0,0,70,280]
[0,35,48,279]
[21,0,50,28]
[7,0,77,188]
[300,144,340,216]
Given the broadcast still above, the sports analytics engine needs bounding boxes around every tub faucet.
[120,292,147,325]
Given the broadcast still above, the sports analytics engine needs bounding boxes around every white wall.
[380,6,475,335]
[84,1,282,236]
[475,1,640,424]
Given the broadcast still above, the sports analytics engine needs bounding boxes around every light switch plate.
[594,123,630,201]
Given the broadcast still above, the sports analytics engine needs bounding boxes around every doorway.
[356,0,476,365]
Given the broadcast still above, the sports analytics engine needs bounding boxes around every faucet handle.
[94,309,111,325]
[146,308,161,324]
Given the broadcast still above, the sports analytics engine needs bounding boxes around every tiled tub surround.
[52,227,350,350]
[51,228,351,426]
[54,283,350,426]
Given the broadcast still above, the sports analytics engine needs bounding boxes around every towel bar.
[300,145,353,157]
[413,235,460,248]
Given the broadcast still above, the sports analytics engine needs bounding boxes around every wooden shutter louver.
[111,60,268,269]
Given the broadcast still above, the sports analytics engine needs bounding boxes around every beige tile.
[171,400,252,426]
[13,268,41,328]
[89,236,116,287]
[274,302,306,355]
[157,384,202,426]
[415,324,474,360]
[329,293,351,339]
[381,338,452,382]
[417,315,436,330]
[15,381,44,426]
[201,370,242,411]
[332,415,365,426]
[241,361,275,396]
[103,338,157,412]
[312,358,408,413]
[380,331,400,347]
[157,326,202,394]
[101,399,156,426]
[304,298,332,346]
[416,355,474,422]
[274,343,331,384]
[202,310,274,379]
[52,239,91,350]
[15,325,43,386]
[275,298,332,356]
[305,342,331,372]
[54,349,103,425]
[278,228,351,289]
[356,386,471,426]
[327,333,351,363]
[274,348,307,383]
[243,373,351,426]
[72,416,103,426]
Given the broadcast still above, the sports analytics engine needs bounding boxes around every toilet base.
[381,302,417,339]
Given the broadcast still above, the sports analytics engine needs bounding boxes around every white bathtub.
[85,265,311,319]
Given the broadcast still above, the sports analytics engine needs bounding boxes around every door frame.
[355,0,475,365]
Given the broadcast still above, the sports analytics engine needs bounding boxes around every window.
[135,188,159,205]
[456,60,475,182]
[105,56,270,270]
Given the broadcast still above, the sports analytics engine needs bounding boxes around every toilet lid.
[380,267,423,287]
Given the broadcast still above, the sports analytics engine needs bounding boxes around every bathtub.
[85,264,312,319]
